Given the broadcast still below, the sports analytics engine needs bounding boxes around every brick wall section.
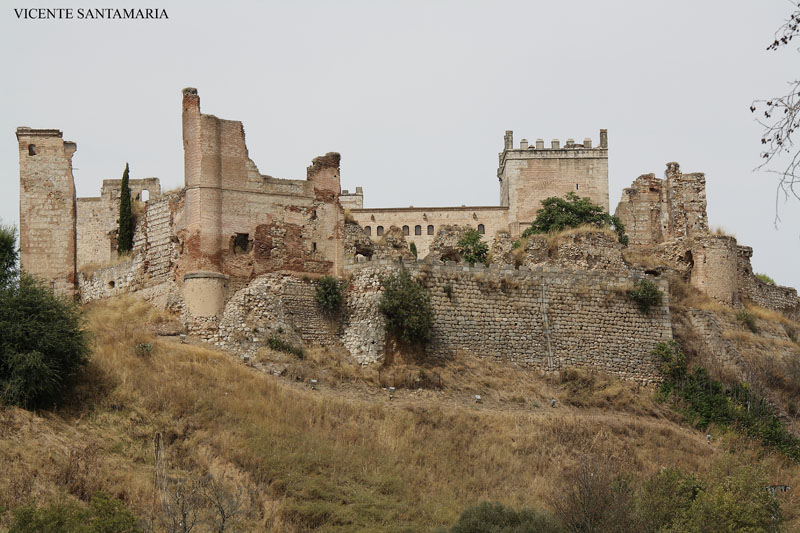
[342,261,672,382]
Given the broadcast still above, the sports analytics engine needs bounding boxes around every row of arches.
[363,224,485,237]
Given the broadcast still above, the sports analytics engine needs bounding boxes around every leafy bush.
[626,279,663,314]
[755,272,776,285]
[0,274,91,408]
[520,192,627,245]
[458,229,489,266]
[0,224,18,288]
[446,501,563,533]
[10,492,140,532]
[655,341,800,461]
[631,468,702,532]
[379,269,433,345]
[314,275,346,316]
[267,335,305,359]
[409,242,418,258]
[666,460,780,533]
[736,309,759,333]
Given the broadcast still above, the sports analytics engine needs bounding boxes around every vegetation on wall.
[379,268,433,345]
[655,341,800,461]
[626,279,663,314]
[756,272,776,285]
[0,227,90,408]
[516,192,628,245]
[457,229,489,266]
[409,242,418,258]
[117,163,134,255]
[267,335,305,359]
[315,275,346,317]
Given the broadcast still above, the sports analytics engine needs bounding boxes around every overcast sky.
[1,0,799,289]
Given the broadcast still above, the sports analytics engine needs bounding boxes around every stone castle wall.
[340,261,671,382]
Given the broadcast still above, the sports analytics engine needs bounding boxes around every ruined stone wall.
[76,178,163,269]
[78,191,182,308]
[736,246,800,321]
[499,131,609,226]
[349,206,509,259]
[342,261,672,382]
[200,274,340,356]
[615,163,708,247]
[180,88,344,305]
[689,235,740,306]
[16,128,77,295]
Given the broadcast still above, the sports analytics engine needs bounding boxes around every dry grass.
[343,208,355,224]
[622,249,663,270]
[711,226,737,238]
[1,297,799,531]
[744,301,800,332]
[78,251,133,278]
[545,225,616,252]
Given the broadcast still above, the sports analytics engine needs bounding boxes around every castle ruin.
[16,88,800,381]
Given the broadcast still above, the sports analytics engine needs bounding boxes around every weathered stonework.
[17,128,78,296]
[341,260,671,382]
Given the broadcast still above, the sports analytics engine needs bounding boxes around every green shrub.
[409,242,418,258]
[10,492,140,533]
[736,309,759,333]
[379,269,433,345]
[315,275,346,316]
[655,341,800,461]
[626,279,663,314]
[134,343,153,357]
[0,274,91,408]
[521,192,627,245]
[632,468,702,532]
[117,163,134,255]
[458,229,488,266]
[755,272,776,285]
[446,501,564,533]
[443,283,453,299]
[267,335,305,359]
[666,460,780,533]
[0,224,18,289]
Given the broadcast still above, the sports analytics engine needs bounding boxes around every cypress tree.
[117,163,133,254]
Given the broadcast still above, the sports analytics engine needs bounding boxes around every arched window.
[28,144,37,156]
[141,189,150,202]
[377,226,384,236]
[415,225,422,235]
[364,226,371,236]
[402,225,410,236]
[477,224,485,234]
[427,225,434,235]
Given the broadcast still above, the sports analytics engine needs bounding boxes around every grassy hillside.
[1,296,799,531]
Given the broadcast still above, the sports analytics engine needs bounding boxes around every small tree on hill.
[520,192,628,245]
[117,163,134,254]
[0,225,90,409]
[458,229,489,266]
[379,269,433,345]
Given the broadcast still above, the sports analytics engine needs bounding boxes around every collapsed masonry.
[15,89,800,382]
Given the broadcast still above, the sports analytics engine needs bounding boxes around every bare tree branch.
[752,1,800,224]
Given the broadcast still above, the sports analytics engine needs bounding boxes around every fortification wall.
[200,274,340,356]
[341,260,671,382]
[736,246,800,321]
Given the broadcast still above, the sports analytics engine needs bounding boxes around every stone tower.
[181,87,229,319]
[16,127,78,296]
[497,130,609,234]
